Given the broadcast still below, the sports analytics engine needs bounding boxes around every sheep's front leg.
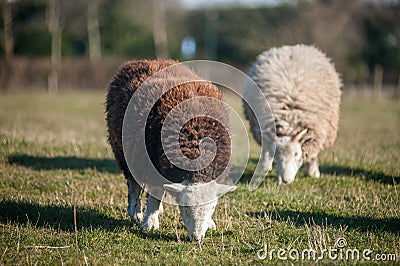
[127,178,143,224]
[305,157,320,178]
[208,219,216,230]
[260,136,275,171]
[141,196,162,230]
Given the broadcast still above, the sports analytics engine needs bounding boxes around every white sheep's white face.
[274,129,309,184]
[275,136,303,184]
[163,181,236,242]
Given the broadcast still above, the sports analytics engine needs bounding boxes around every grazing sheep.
[243,44,342,184]
[106,59,235,242]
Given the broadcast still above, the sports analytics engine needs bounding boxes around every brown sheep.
[106,59,236,242]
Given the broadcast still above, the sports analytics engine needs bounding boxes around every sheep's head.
[163,181,236,242]
[274,129,309,184]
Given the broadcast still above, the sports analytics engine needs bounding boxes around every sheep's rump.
[244,45,342,161]
[106,60,231,184]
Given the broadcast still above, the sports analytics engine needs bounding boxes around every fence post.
[396,74,400,101]
[373,65,383,99]
[360,64,369,97]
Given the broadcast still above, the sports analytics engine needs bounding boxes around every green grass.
[0,90,399,265]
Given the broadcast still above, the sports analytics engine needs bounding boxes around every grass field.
[0,90,399,264]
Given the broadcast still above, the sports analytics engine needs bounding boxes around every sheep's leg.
[141,195,162,230]
[305,157,320,178]
[127,177,143,224]
[260,137,275,171]
[158,200,164,214]
[208,218,216,230]
[260,152,273,171]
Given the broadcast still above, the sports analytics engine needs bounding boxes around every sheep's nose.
[282,178,294,184]
[278,174,295,185]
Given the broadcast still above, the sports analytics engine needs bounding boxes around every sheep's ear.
[213,182,237,197]
[292,129,308,143]
[163,183,185,193]
[274,135,279,142]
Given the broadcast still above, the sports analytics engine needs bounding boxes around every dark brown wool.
[106,60,231,185]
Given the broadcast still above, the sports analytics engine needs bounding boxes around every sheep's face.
[274,129,308,184]
[178,200,218,242]
[275,136,303,184]
[163,181,236,242]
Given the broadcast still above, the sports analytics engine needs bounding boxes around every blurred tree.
[297,0,360,55]
[204,10,218,60]
[176,1,399,84]
[182,6,299,66]
[11,0,50,55]
[1,0,15,90]
[100,0,154,57]
[1,0,399,86]
[362,4,400,83]
[87,0,101,62]
[1,0,14,60]
[152,0,168,59]
[292,0,362,82]
[47,0,61,92]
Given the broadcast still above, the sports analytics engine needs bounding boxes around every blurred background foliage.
[0,0,399,90]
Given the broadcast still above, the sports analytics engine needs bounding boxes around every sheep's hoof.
[208,219,216,230]
[131,212,144,225]
[309,168,320,178]
[140,216,160,230]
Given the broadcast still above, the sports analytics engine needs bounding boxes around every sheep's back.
[148,82,231,183]
[106,60,231,184]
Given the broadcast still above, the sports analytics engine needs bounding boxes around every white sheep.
[243,44,342,184]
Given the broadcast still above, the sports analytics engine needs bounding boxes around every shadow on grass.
[320,164,400,185]
[0,200,177,242]
[247,209,400,234]
[7,154,119,174]
[232,159,399,186]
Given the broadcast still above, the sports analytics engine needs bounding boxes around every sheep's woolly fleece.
[244,44,342,162]
[106,59,231,184]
